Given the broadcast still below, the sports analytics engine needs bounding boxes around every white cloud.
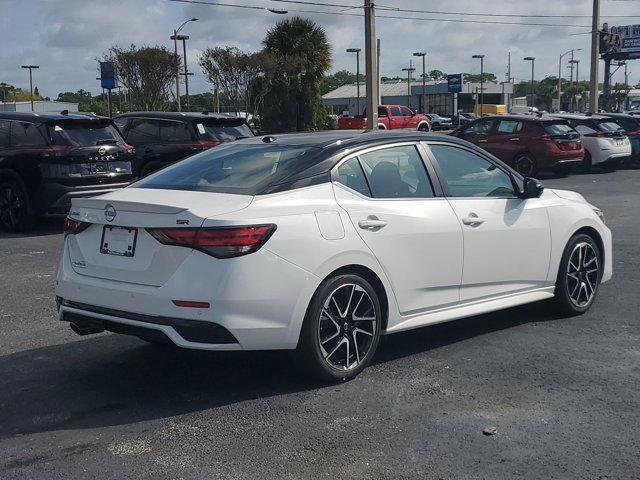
[1,0,638,99]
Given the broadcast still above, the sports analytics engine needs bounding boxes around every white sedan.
[56,131,612,381]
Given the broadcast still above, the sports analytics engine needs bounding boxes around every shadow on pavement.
[0,300,566,439]
[0,215,65,240]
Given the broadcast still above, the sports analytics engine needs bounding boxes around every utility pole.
[347,48,362,115]
[589,0,600,113]
[171,18,198,113]
[524,57,535,108]
[472,55,484,115]
[413,52,426,113]
[377,38,381,105]
[21,65,39,112]
[571,59,580,111]
[181,36,191,111]
[364,0,379,129]
[507,52,511,83]
[402,63,415,109]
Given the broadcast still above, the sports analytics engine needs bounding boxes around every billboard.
[447,74,463,93]
[99,62,117,90]
[600,24,640,60]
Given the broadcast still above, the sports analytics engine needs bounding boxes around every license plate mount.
[100,226,138,257]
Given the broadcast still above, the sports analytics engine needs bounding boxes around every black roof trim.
[114,111,246,121]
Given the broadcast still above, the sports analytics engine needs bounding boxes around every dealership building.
[322,80,514,116]
[0,100,79,113]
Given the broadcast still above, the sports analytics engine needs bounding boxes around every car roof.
[597,112,639,120]
[481,114,562,122]
[549,113,612,121]
[0,111,106,123]
[114,111,246,121]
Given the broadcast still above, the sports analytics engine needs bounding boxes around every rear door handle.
[477,139,487,143]
[461,215,485,226]
[358,217,387,230]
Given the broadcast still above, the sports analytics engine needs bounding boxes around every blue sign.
[100,62,116,90]
[447,73,463,93]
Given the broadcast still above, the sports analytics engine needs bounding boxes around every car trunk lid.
[66,188,253,286]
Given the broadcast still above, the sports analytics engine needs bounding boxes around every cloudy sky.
[1,0,639,99]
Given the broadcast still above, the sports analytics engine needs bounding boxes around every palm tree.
[261,17,332,132]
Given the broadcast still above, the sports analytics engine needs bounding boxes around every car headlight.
[593,208,605,224]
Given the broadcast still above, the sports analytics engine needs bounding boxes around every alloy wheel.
[566,242,599,308]
[0,185,22,230]
[318,283,377,371]
[515,155,535,176]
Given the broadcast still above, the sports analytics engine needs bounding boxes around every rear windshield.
[543,122,575,135]
[597,121,623,132]
[133,142,316,194]
[47,121,123,147]
[195,120,253,143]
[607,118,638,132]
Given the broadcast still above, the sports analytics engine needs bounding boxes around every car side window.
[496,120,523,134]
[10,122,47,147]
[391,107,402,117]
[429,144,516,198]
[358,145,434,199]
[158,120,192,143]
[464,119,494,136]
[0,121,10,148]
[336,157,371,197]
[400,107,413,116]
[126,119,160,145]
[113,118,129,133]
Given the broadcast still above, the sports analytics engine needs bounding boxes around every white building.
[0,100,79,113]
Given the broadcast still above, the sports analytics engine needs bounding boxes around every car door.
[485,118,525,164]
[425,142,551,302]
[400,106,417,129]
[389,107,404,129]
[157,119,198,163]
[124,118,162,175]
[332,143,463,314]
[457,118,496,149]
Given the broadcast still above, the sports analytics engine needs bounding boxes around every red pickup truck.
[338,105,431,131]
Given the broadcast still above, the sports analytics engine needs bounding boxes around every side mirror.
[520,177,544,199]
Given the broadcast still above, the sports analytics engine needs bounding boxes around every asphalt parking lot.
[1,169,639,480]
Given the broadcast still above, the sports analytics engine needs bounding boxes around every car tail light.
[63,217,91,237]
[196,140,221,149]
[584,131,604,137]
[147,224,277,258]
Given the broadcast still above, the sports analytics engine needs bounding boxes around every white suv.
[550,114,631,171]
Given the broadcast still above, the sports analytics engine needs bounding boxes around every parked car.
[0,112,135,232]
[450,114,584,176]
[596,113,640,167]
[113,112,254,177]
[57,130,611,382]
[451,112,477,126]
[426,114,452,130]
[549,114,632,171]
[338,105,431,131]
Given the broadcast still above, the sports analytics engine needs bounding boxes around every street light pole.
[524,57,535,108]
[571,59,580,111]
[402,65,415,108]
[181,36,191,111]
[589,0,600,113]
[558,48,582,112]
[347,48,362,115]
[171,18,197,112]
[364,0,379,130]
[472,55,485,115]
[21,65,39,112]
[413,52,426,113]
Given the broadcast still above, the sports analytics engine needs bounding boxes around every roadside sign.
[447,74,463,93]
[100,62,116,90]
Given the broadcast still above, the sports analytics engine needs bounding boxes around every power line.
[270,0,640,18]
[169,0,594,27]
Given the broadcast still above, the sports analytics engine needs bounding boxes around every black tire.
[582,151,593,173]
[295,274,382,382]
[418,123,430,132]
[553,233,602,316]
[0,176,33,232]
[513,153,537,177]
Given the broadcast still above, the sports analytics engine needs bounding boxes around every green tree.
[104,44,178,111]
[463,72,497,84]
[427,69,447,81]
[260,17,332,132]
[320,70,364,95]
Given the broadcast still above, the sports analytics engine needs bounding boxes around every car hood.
[549,188,587,204]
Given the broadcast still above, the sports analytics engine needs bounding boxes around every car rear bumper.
[55,242,320,351]
[41,180,132,213]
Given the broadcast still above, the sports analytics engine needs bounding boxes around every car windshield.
[48,121,123,147]
[195,119,253,143]
[544,122,575,135]
[597,121,623,132]
[133,142,317,194]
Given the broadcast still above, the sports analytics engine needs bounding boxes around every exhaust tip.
[70,322,104,336]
